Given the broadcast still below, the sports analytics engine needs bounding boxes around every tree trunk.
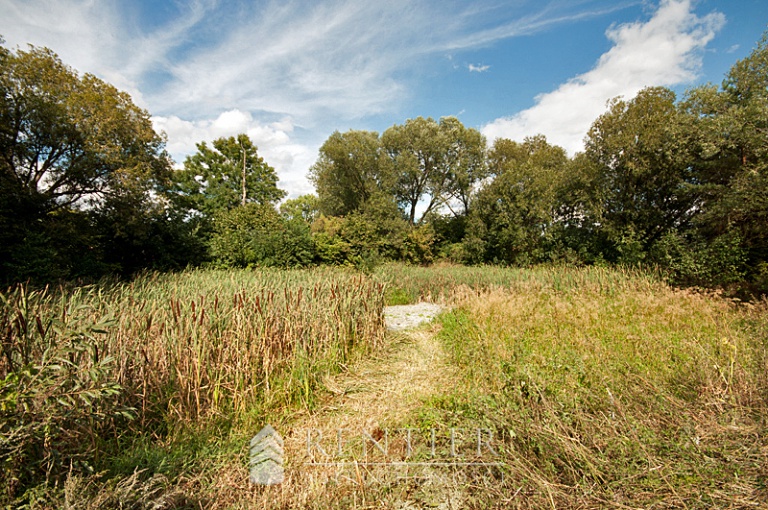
[241,146,247,206]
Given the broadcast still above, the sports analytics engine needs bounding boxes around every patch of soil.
[383,302,445,331]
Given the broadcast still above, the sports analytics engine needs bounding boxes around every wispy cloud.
[468,64,491,73]
[482,0,725,154]
[0,0,720,197]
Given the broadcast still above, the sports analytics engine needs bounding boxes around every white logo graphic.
[249,424,284,485]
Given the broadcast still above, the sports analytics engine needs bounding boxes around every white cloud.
[469,63,491,73]
[482,0,725,154]
[3,0,713,196]
[152,111,317,198]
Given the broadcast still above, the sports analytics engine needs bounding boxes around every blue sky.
[1,0,767,197]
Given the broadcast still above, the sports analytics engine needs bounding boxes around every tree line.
[2,34,767,294]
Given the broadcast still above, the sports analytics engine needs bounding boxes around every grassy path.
[242,307,461,509]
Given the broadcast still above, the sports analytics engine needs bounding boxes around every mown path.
[251,303,461,508]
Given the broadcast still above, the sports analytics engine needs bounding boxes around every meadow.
[1,264,766,508]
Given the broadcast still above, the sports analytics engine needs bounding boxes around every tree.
[382,116,485,225]
[678,33,768,290]
[168,134,285,218]
[466,136,569,264]
[209,203,313,268]
[280,194,320,224]
[439,116,488,216]
[0,45,170,214]
[308,130,389,216]
[0,42,172,282]
[584,87,701,259]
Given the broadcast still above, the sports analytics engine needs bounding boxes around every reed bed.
[375,262,663,304]
[0,267,386,497]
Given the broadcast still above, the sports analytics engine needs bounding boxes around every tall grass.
[7,263,766,508]
[375,262,662,304]
[0,267,385,499]
[424,269,768,508]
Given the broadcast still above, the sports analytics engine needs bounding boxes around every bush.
[650,230,748,288]
[0,287,132,496]
[209,204,314,268]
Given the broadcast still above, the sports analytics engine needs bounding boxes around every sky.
[1,0,767,198]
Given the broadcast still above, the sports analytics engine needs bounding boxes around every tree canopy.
[3,31,768,295]
[0,43,175,281]
[167,134,285,218]
[0,45,170,212]
[382,116,486,225]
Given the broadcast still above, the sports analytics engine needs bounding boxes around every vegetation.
[0,268,385,504]
[1,28,768,509]
[0,264,765,507]
[416,266,767,507]
[3,34,768,294]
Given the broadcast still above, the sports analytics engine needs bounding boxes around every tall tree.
[0,43,172,281]
[382,116,485,225]
[308,130,389,216]
[168,134,285,218]
[680,33,768,288]
[584,86,701,256]
[439,116,487,216]
[0,44,170,213]
[467,136,568,264]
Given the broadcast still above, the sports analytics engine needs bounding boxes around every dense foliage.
[2,34,768,294]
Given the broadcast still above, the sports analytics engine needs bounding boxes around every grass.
[417,267,768,508]
[374,262,663,304]
[2,263,766,508]
[0,267,386,505]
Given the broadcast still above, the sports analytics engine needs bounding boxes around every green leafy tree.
[0,45,170,213]
[679,33,768,291]
[308,130,389,216]
[209,203,313,268]
[0,42,172,282]
[381,116,485,225]
[466,136,568,264]
[439,116,488,216]
[280,194,320,224]
[168,134,285,218]
[584,87,701,261]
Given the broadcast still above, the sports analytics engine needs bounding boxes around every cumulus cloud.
[482,0,725,154]
[152,111,317,197]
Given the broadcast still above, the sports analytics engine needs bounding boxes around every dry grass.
[6,264,767,508]
[428,276,768,508]
[0,267,386,504]
[191,322,465,509]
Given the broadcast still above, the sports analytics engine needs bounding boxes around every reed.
[0,267,386,495]
[375,262,662,304]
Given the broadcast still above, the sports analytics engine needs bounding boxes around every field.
[1,264,766,508]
